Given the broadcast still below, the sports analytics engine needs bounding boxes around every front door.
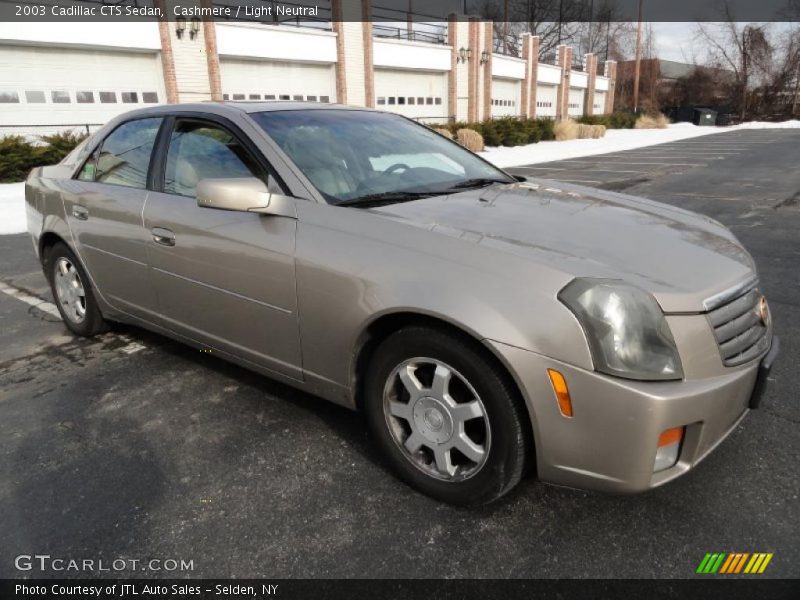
[66,117,162,319]
[143,117,301,379]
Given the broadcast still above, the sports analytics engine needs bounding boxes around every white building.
[0,0,617,138]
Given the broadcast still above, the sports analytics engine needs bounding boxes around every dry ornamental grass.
[457,128,485,152]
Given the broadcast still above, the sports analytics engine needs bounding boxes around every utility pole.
[632,0,644,113]
[503,0,509,54]
[741,26,749,122]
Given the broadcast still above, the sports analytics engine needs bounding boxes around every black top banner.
[1,0,799,22]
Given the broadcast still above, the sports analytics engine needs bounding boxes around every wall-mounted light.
[175,15,186,39]
[457,47,471,64]
[479,50,490,65]
[190,16,201,40]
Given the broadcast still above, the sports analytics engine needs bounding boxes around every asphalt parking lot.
[1,129,798,579]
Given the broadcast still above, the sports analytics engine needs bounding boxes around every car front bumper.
[486,336,779,494]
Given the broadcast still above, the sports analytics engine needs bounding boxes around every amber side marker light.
[547,369,573,417]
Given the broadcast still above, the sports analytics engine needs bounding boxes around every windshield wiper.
[441,177,511,191]
[337,190,438,208]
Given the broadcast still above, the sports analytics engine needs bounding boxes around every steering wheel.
[383,163,410,175]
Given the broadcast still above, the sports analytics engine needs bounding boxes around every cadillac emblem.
[757,295,770,326]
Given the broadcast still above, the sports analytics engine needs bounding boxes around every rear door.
[143,116,301,379]
[66,116,162,318]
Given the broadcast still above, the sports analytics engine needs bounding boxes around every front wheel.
[45,242,108,337]
[364,326,530,505]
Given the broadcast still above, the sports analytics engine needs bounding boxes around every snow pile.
[479,122,728,168]
[479,120,800,168]
[0,183,26,235]
[733,119,800,129]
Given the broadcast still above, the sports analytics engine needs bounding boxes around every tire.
[44,242,108,337]
[364,326,530,505]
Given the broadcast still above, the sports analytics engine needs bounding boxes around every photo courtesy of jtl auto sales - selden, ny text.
[0,0,798,599]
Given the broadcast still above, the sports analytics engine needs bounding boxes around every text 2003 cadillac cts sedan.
[26,103,779,505]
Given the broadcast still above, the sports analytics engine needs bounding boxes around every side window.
[85,118,162,188]
[163,120,265,198]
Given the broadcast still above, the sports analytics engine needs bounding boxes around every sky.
[651,22,798,64]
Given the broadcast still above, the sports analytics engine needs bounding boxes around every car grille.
[706,285,770,367]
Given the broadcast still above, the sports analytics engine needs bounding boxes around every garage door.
[568,87,585,117]
[220,59,336,103]
[491,78,520,118]
[0,44,165,137]
[375,69,447,123]
[593,91,607,115]
[535,84,557,118]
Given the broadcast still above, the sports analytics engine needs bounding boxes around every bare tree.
[476,0,634,66]
[695,2,775,119]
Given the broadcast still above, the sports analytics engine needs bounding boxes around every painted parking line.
[557,179,603,184]
[584,169,651,173]
[0,280,61,318]
[511,166,569,170]
[553,160,706,166]
[0,280,147,355]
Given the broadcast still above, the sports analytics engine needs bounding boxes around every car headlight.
[559,278,683,381]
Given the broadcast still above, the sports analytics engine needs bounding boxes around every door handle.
[151,227,176,247]
[72,205,89,220]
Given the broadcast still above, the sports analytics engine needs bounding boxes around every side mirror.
[513,174,527,182]
[196,177,296,218]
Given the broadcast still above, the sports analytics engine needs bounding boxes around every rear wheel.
[364,326,530,505]
[45,242,107,337]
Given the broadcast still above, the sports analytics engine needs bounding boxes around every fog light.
[654,426,684,472]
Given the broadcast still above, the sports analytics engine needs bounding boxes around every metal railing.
[371,5,447,45]
[213,0,333,31]
[494,33,521,58]
[1,123,102,135]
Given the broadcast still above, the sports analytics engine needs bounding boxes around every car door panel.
[65,117,162,318]
[144,118,302,379]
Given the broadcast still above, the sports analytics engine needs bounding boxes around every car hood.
[367,181,756,313]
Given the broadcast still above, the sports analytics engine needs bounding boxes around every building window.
[388,97,395,105]
[121,92,139,103]
[100,92,117,103]
[417,96,424,104]
[0,90,20,103]
[249,94,261,100]
[307,95,317,102]
[320,95,330,103]
[408,97,415,105]
[377,97,386,105]
[142,92,159,103]
[25,91,45,103]
[435,97,442,105]
[222,94,230,100]
[265,94,275,100]
[398,97,405,105]
[232,94,245,100]
[51,90,70,103]
[426,97,433,105]
[76,91,95,104]
[293,94,303,101]
[279,94,290,100]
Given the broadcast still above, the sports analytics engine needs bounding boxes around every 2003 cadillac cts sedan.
[26,102,779,505]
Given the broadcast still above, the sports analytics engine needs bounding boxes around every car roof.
[117,101,377,119]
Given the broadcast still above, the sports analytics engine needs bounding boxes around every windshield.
[252,109,513,205]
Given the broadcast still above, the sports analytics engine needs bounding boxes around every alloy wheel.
[54,257,87,324]
[382,357,491,481]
